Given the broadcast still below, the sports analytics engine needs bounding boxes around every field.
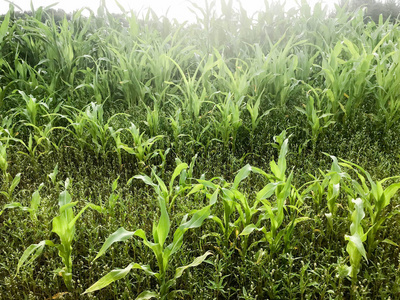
[1,1,400,299]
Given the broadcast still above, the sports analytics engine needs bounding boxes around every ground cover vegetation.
[1,0,400,298]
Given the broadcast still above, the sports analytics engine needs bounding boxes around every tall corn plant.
[373,46,400,129]
[321,36,387,121]
[250,35,304,107]
[167,54,217,121]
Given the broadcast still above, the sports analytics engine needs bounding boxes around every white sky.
[0,0,339,22]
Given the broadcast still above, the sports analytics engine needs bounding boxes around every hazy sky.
[0,0,339,22]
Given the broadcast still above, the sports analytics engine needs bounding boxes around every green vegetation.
[1,0,400,299]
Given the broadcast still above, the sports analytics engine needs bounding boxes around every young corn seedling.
[344,198,368,283]
[323,154,350,228]
[295,86,335,147]
[246,93,275,152]
[0,172,21,203]
[107,176,119,217]
[212,92,243,153]
[241,136,308,254]
[144,103,160,137]
[128,161,189,212]
[17,180,104,290]
[15,90,49,127]
[84,192,212,298]
[0,140,9,183]
[108,126,125,167]
[0,183,44,221]
[122,122,163,170]
[252,170,294,254]
[168,108,184,148]
[339,158,400,254]
[48,163,59,187]
[188,163,262,254]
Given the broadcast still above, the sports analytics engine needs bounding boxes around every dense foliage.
[1,0,400,299]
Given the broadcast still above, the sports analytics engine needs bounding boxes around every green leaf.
[94,227,136,261]
[58,190,72,208]
[83,263,154,294]
[233,164,252,190]
[384,182,400,206]
[345,233,367,261]
[17,240,46,274]
[256,182,279,201]
[155,196,170,246]
[9,173,21,195]
[382,238,399,247]
[278,139,288,175]
[3,202,23,210]
[0,12,10,44]
[130,175,156,187]
[169,163,188,192]
[112,177,119,192]
[168,205,211,256]
[174,251,212,279]
[209,188,219,206]
[136,291,159,299]
[239,224,263,236]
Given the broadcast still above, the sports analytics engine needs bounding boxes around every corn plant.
[344,198,368,282]
[107,176,120,217]
[240,136,308,254]
[17,181,104,290]
[295,86,335,147]
[128,161,189,212]
[24,122,64,154]
[321,36,387,120]
[48,163,59,186]
[167,55,215,121]
[251,36,304,107]
[0,173,21,202]
[324,155,349,218]
[339,158,400,254]
[212,92,243,152]
[61,103,127,156]
[122,122,163,169]
[144,104,160,137]
[246,170,294,254]
[10,134,46,162]
[82,102,125,156]
[0,183,44,221]
[108,126,125,167]
[373,46,400,129]
[0,140,9,183]
[168,108,184,148]
[84,193,212,298]
[109,44,149,108]
[15,91,49,127]
[214,53,251,102]
[246,93,275,152]
[191,164,256,252]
